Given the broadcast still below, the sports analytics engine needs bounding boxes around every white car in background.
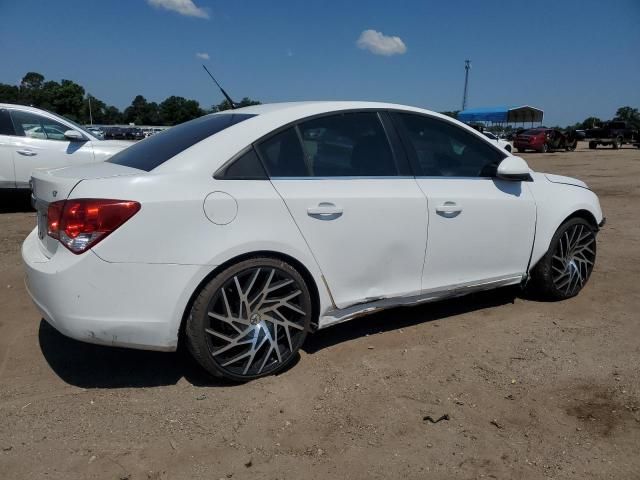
[0,104,131,190]
[23,101,603,381]
[483,130,513,152]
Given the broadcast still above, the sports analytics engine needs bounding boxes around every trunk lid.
[31,162,142,257]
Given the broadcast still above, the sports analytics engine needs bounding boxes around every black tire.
[589,141,597,149]
[185,257,312,381]
[567,141,577,151]
[505,145,512,153]
[612,137,622,149]
[528,217,597,300]
[517,148,526,153]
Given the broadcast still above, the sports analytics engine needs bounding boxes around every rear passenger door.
[256,111,428,309]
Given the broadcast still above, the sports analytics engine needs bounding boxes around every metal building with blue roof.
[457,105,544,125]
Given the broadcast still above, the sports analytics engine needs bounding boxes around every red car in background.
[514,128,577,153]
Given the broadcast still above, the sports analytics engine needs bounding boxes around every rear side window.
[256,112,398,178]
[108,113,256,171]
[257,127,308,177]
[215,147,268,180]
[0,109,14,135]
[393,113,505,177]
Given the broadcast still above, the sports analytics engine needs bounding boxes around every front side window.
[393,113,505,177]
[10,110,69,141]
[256,112,398,178]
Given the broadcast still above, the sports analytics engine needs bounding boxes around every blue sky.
[1,0,639,125]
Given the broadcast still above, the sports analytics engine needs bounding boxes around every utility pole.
[88,94,93,125]
[461,59,471,111]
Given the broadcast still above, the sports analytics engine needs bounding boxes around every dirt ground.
[1,143,639,479]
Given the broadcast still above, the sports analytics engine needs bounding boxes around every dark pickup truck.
[585,121,639,149]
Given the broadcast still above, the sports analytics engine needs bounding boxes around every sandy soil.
[1,143,639,479]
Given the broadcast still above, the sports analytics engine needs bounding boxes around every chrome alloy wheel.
[550,223,596,296]
[204,267,308,377]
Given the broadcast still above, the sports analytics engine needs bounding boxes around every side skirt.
[317,275,524,330]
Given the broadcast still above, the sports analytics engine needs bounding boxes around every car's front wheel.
[186,257,312,381]
[528,217,597,300]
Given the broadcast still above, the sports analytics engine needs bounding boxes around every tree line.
[0,72,260,126]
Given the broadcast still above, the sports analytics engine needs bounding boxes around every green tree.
[212,97,261,112]
[439,110,459,119]
[580,117,601,129]
[614,106,640,128]
[18,72,46,105]
[159,96,204,125]
[124,95,160,125]
[0,83,20,103]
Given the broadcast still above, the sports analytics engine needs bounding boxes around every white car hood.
[544,173,588,189]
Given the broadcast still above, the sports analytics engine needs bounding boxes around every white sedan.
[0,103,131,190]
[483,130,513,152]
[23,101,603,381]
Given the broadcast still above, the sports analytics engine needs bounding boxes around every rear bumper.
[22,228,209,351]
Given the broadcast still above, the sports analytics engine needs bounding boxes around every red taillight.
[47,199,140,254]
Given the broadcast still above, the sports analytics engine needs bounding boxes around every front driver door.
[9,109,95,187]
[391,112,536,292]
[256,111,428,309]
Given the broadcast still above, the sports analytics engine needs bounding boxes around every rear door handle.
[435,201,462,215]
[17,149,37,156]
[307,202,343,218]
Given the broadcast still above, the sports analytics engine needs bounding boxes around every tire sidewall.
[532,218,597,300]
[185,257,312,381]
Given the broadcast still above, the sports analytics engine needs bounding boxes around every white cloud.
[196,52,210,60]
[147,0,209,19]
[356,29,407,56]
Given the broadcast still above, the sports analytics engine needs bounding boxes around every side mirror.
[64,130,85,141]
[497,155,532,181]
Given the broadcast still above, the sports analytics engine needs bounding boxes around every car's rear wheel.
[529,218,597,300]
[517,148,525,153]
[589,141,597,149]
[186,258,312,381]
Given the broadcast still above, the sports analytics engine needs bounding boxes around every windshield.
[107,113,256,171]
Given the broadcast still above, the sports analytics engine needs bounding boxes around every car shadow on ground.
[0,190,33,213]
[38,287,519,389]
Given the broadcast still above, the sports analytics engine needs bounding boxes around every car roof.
[155,101,508,174]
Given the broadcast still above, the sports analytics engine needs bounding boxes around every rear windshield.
[521,129,543,135]
[107,113,256,171]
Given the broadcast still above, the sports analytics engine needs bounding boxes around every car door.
[391,112,536,292]
[255,111,429,309]
[0,108,17,188]
[8,109,95,187]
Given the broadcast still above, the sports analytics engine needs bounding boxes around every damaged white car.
[23,101,604,381]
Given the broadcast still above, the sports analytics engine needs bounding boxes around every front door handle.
[435,201,462,215]
[17,149,37,156]
[307,202,343,219]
